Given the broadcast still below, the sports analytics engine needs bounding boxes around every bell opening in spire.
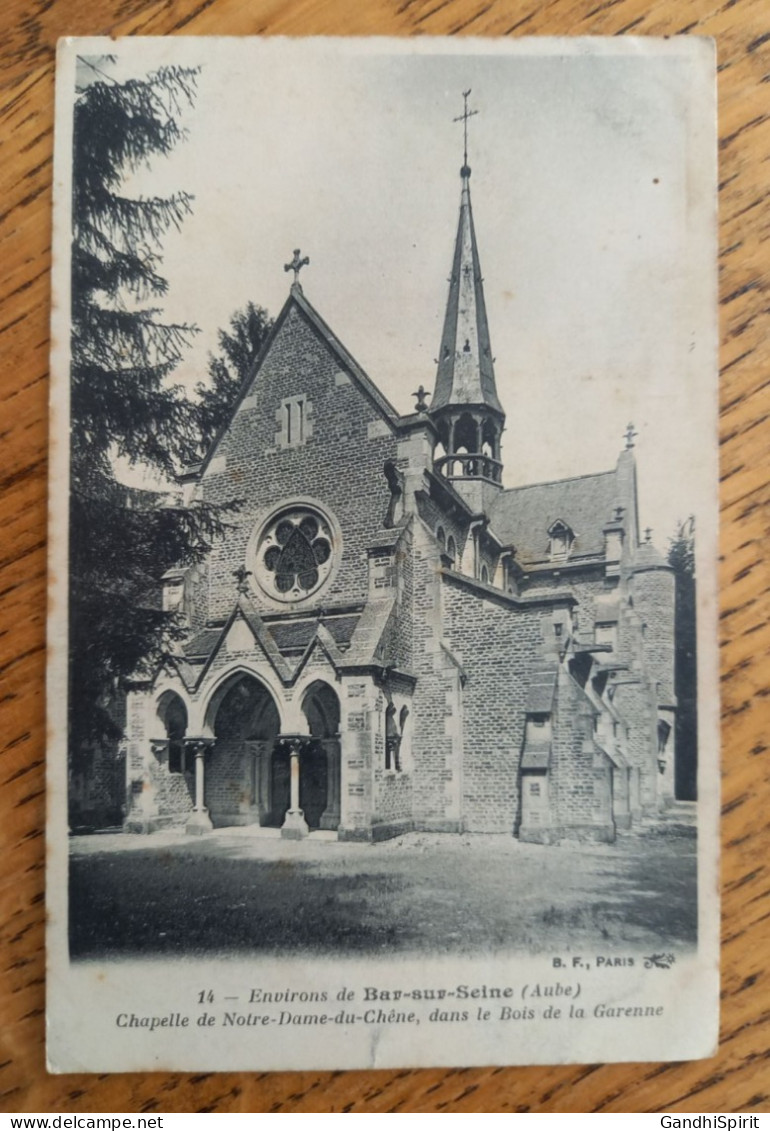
[429,95,505,499]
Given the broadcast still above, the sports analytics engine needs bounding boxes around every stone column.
[185,739,214,835]
[281,738,309,839]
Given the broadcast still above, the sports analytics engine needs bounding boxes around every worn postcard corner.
[47,35,719,1073]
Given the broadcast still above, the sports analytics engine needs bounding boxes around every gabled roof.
[344,594,398,667]
[184,628,221,660]
[164,654,201,693]
[491,469,618,567]
[193,594,293,687]
[290,622,345,683]
[290,285,400,427]
[266,614,359,654]
[197,283,400,478]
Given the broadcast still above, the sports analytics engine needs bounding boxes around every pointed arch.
[203,670,282,829]
[155,690,189,775]
[454,412,479,455]
[298,680,341,831]
[201,660,288,732]
[212,674,280,742]
[202,665,285,737]
[301,679,341,738]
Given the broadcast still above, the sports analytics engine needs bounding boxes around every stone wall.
[520,568,614,640]
[199,303,399,622]
[205,738,249,824]
[408,522,464,829]
[373,766,413,827]
[441,577,547,833]
[148,753,194,824]
[548,667,614,842]
[632,565,676,695]
[338,676,377,838]
[416,491,469,569]
[614,680,660,812]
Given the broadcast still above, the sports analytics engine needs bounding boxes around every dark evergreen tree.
[668,517,697,800]
[196,302,273,449]
[69,60,228,771]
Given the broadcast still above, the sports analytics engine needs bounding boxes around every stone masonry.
[123,157,677,846]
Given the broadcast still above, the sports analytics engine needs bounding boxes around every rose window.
[254,507,333,601]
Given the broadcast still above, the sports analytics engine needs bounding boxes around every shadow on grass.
[70,852,420,958]
[69,836,697,959]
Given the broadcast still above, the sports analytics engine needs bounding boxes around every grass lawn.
[69,826,697,959]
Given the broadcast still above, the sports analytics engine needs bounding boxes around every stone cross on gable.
[624,422,638,450]
[233,566,251,593]
[284,248,310,285]
[412,385,430,413]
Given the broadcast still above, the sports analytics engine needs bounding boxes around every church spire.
[430,162,503,416]
[430,93,505,506]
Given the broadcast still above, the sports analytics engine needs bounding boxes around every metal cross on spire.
[284,248,310,286]
[453,89,479,174]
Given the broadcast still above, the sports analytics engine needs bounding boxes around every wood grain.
[1,0,768,1113]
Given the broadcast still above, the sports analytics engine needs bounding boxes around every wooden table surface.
[2,0,769,1113]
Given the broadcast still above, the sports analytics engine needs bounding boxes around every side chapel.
[123,126,677,845]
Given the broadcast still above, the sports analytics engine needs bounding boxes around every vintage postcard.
[47,36,719,1072]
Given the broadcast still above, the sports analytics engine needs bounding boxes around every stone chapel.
[123,147,677,845]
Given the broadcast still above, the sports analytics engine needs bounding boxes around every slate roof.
[596,742,630,770]
[430,171,504,415]
[520,742,551,771]
[266,615,359,654]
[184,629,221,659]
[491,469,618,567]
[632,541,669,571]
[526,663,559,714]
[184,612,361,661]
[345,595,397,667]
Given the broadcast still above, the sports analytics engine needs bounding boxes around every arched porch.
[192,672,341,838]
[205,672,281,829]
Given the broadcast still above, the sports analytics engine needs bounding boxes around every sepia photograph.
[47,36,719,1071]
